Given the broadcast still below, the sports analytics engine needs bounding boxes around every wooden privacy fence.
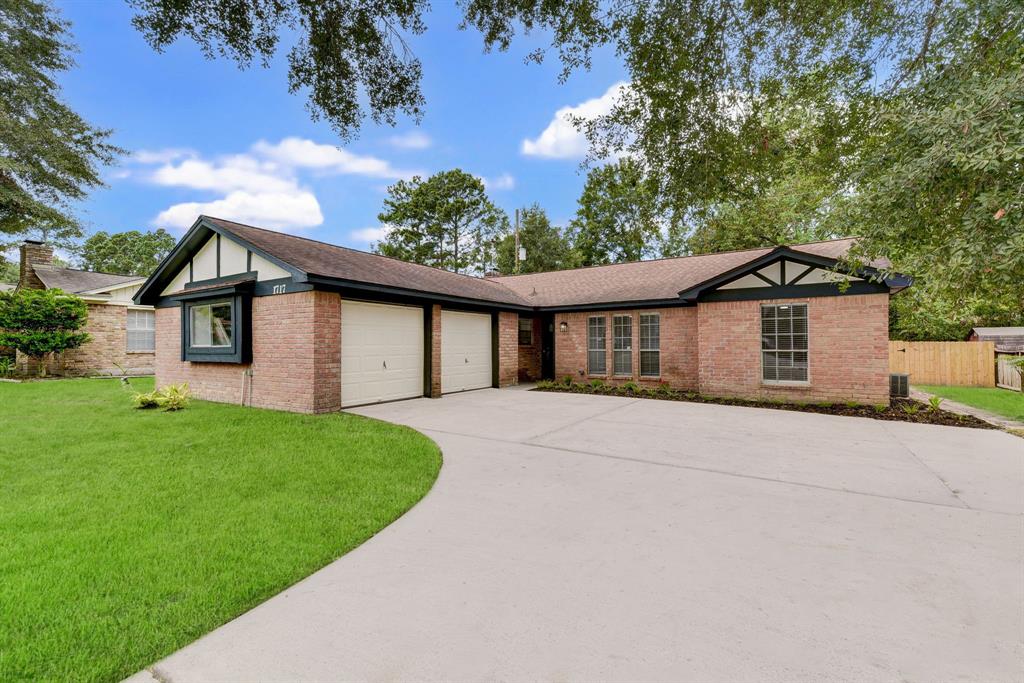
[997,355,1023,391]
[889,341,995,387]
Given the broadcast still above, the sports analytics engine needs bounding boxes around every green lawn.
[918,384,1024,422]
[0,378,441,682]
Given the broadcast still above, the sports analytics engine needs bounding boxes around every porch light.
[560,321,568,333]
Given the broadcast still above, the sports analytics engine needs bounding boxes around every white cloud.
[149,156,296,194]
[481,173,516,190]
[132,148,196,164]
[386,131,432,150]
[155,190,323,232]
[349,225,393,244]
[253,137,419,179]
[521,81,630,159]
[137,137,422,234]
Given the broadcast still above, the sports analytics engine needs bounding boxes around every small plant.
[535,379,554,390]
[817,401,833,409]
[873,403,888,413]
[621,381,639,394]
[844,400,860,409]
[927,395,944,412]
[129,382,191,411]
[901,401,921,415]
[562,375,574,386]
[0,356,14,378]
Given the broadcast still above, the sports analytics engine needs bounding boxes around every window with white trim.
[587,316,606,375]
[639,313,660,377]
[518,317,533,346]
[613,315,632,375]
[126,309,155,352]
[761,304,808,383]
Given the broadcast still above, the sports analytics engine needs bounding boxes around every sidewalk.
[911,387,1024,432]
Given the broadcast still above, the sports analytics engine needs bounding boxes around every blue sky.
[55,1,627,251]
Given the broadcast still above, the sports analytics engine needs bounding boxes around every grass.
[918,384,1024,422]
[0,378,441,682]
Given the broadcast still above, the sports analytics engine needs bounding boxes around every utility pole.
[514,208,520,274]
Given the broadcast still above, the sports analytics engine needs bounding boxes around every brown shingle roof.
[489,239,866,307]
[205,217,870,309]
[34,266,141,294]
[206,217,529,306]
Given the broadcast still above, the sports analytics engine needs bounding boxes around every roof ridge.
[36,264,141,279]
[204,215,518,293]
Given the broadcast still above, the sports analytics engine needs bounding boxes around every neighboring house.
[15,240,156,376]
[968,327,1024,353]
[134,216,910,413]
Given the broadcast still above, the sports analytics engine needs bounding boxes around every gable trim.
[133,216,305,305]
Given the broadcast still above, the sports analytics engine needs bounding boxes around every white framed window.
[639,313,660,377]
[190,301,233,348]
[587,316,606,375]
[761,303,809,383]
[518,317,533,346]
[126,309,155,352]
[613,314,632,376]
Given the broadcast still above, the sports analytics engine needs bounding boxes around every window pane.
[587,316,606,374]
[191,305,212,347]
[761,304,808,382]
[518,317,533,346]
[190,303,232,348]
[639,314,660,376]
[613,315,632,375]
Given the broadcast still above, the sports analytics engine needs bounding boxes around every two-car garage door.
[340,302,493,408]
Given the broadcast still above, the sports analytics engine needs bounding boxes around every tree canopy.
[80,229,176,276]
[494,205,571,275]
[568,158,669,266]
[375,169,507,274]
[0,288,90,375]
[0,0,121,249]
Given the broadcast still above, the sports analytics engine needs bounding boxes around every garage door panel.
[341,301,424,408]
[441,310,492,394]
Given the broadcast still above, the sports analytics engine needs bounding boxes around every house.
[15,240,156,376]
[133,216,910,413]
[967,327,1024,354]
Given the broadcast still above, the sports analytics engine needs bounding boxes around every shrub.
[901,401,921,415]
[589,378,605,390]
[873,403,888,413]
[535,379,554,390]
[621,381,639,394]
[0,289,90,377]
[130,382,191,411]
[561,375,574,386]
[927,395,944,412]
[0,356,14,378]
[844,400,860,409]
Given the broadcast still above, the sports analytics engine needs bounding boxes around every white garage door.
[341,301,423,408]
[441,310,492,394]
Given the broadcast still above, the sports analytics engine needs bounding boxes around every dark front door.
[540,313,555,380]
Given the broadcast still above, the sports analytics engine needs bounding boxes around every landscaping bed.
[533,379,996,429]
[0,378,441,682]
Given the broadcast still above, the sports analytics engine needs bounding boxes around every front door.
[540,313,555,380]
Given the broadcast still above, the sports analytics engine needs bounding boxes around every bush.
[927,395,944,412]
[0,289,90,376]
[621,381,639,394]
[0,356,14,378]
[589,378,605,390]
[561,375,574,386]
[873,403,888,413]
[129,381,191,411]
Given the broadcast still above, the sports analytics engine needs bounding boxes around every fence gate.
[996,355,1023,391]
[888,341,996,387]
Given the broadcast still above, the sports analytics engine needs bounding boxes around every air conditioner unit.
[890,373,910,398]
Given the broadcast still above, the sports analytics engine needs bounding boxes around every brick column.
[430,303,442,398]
[497,312,518,387]
[312,291,342,413]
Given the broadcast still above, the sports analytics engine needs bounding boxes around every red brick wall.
[697,293,889,404]
[553,307,698,389]
[498,312,518,387]
[17,303,155,377]
[518,316,542,381]
[156,290,342,413]
[430,304,441,398]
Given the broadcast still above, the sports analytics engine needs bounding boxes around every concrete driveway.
[135,389,1023,682]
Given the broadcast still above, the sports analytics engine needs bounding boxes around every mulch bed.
[532,382,996,429]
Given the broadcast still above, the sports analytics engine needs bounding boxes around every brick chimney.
[19,240,53,290]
